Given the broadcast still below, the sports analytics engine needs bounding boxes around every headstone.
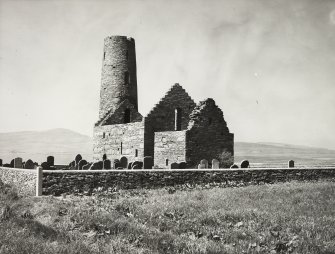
[3,164,11,167]
[143,156,153,169]
[97,161,103,169]
[33,162,38,168]
[103,159,111,170]
[14,157,23,168]
[0,159,2,166]
[102,154,107,161]
[41,162,50,170]
[10,159,14,168]
[120,156,128,169]
[200,159,208,169]
[131,161,142,169]
[212,159,220,169]
[113,159,120,169]
[288,160,294,168]
[47,156,54,166]
[24,159,34,169]
[230,164,239,169]
[78,159,88,170]
[75,154,82,166]
[170,162,179,169]
[240,160,249,168]
[128,162,133,169]
[179,162,187,169]
[198,164,206,169]
[83,163,92,170]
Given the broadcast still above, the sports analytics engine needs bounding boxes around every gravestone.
[90,161,103,170]
[179,162,187,169]
[240,160,250,168]
[78,159,88,170]
[24,159,34,169]
[198,164,206,169]
[0,159,2,166]
[120,156,128,169]
[103,159,111,170]
[132,164,140,169]
[83,163,92,170]
[47,156,54,166]
[14,157,23,168]
[97,161,103,169]
[170,162,179,169]
[10,159,14,168]
[212,159,220,169]
[131,161,143,169]
[41,162,50,170]
[288,160,294,168]
[33,162,38,168]
[230,164,239,169]
[143,156,153,169]
[200,159,208,169]
[3,164,11,167]
[128,162,133,169]
[75,154,82,166]
[69,161,75,168]
[102,154,107,161]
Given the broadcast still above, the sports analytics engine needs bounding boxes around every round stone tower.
[99,36,138,119]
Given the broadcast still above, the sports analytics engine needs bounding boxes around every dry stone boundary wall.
[42,168,335,196]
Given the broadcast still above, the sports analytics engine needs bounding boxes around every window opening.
[124,108,131,123]
[174,108,182,131]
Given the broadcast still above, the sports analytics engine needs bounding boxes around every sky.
[0,0,335,149]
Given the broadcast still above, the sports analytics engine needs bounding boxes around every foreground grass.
[0,180,335,254]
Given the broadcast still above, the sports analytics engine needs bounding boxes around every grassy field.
[0,180,335,254]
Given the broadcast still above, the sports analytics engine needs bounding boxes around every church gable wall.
[186,99,234,167]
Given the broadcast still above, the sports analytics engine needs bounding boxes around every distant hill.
[0,129,334,166]
[0,129,92,164]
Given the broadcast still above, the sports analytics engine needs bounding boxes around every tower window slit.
[124,108,131,123]
[175,108,182,131]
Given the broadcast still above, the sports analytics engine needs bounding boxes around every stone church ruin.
[93,36,234,168]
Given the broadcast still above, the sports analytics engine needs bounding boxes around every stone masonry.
[93,35,234,168]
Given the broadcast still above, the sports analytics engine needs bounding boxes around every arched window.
[135,149,138,157]
[124,108,131,123]
[166,159,169,166]
[124,71,130,84]
[175,108,182,131]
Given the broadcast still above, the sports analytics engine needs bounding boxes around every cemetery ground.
[0,180,334,254]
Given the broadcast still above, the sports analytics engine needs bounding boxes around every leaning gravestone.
[240,160,250,168]
[14,157,23,168]
[128,162,133,169]
[47,156,54,166]
[212,159,220,169]
[120,156,128,169]
[288,160,294,168]
[230,164,239,169]
[24,159,34,169]
[170,162,179,169]
[103,159,111,170]
[143,156,153,169]
[200,159,208,169]
[78,159,88,170]
[75,154,82,166]
[179,162,187,169]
